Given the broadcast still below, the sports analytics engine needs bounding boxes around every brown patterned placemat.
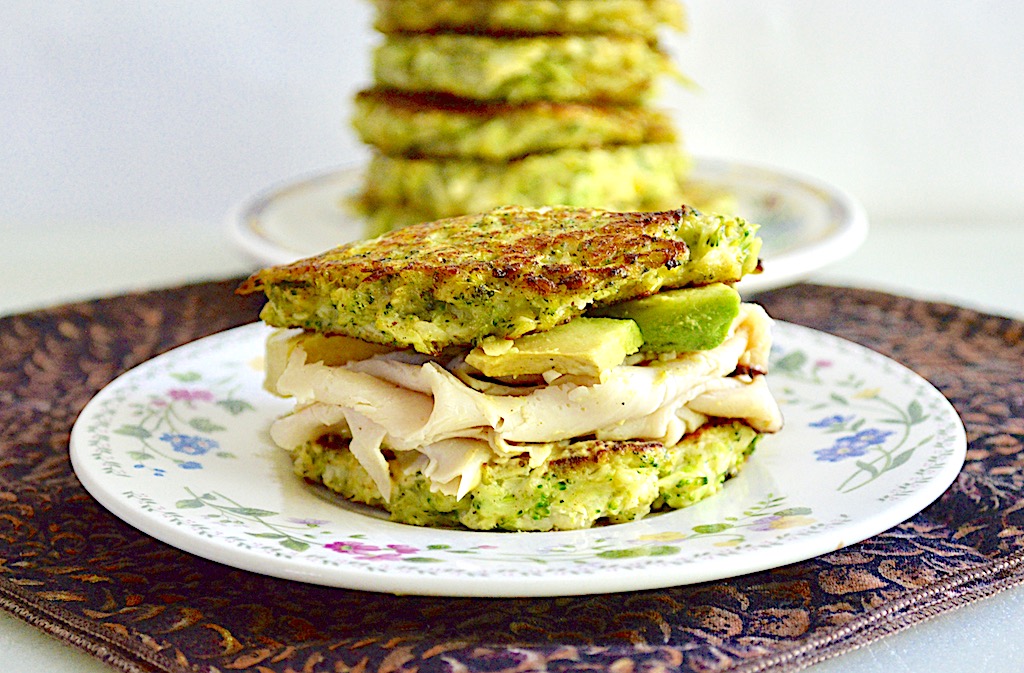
[2,280,1023,673]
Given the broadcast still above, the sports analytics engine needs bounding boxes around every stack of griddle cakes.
[352,0,694,234]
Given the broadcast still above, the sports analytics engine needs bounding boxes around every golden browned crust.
[240,206,692,296]
[281,216,671,294]
[354,88,673,123]
[238,205,761,353]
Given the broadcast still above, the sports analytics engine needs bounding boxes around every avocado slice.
[591,283,741,353]
[466,317,643,380]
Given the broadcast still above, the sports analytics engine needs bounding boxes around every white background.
[2,1,1022,228]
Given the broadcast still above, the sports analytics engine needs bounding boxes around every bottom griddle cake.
[356,144,692,234]
[294,421,759,531]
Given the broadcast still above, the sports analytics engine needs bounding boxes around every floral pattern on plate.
[70,321,965,597]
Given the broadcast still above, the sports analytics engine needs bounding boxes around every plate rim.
[703,157,869,293]
[225,157,868,294]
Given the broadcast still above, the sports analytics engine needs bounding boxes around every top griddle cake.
[371,0,686,38]
[238,206,761,354]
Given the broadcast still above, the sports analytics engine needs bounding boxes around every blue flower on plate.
[159,433,218,456]
[814,428,895,462]
[179,461,203,470]
[809,414,854,428]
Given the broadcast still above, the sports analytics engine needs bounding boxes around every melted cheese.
[267,304,782,501]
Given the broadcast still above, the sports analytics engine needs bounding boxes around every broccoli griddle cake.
[372,0,686,38]
[294,421,759,532]
[353,89,678,160]
[355,143,692,233]
[373,33,674,104]
[237,205,761,354]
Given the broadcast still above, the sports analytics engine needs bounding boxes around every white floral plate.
[69,322,964,598]
[226,158,868,295]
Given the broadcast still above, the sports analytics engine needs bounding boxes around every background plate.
[227,158,868,295]
[70,321,963,597]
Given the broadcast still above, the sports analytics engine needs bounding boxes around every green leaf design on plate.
[773,507,813,517]
[692,523,733,534]
[217,399,255,415]
[189,417,226,433]
[224,506,279,518]
[597,548,649,559]
[646,545,681,556]
[889,449,916,470]
[774,351,807,372]
[854,460,880,478]
[907,400,928,425]
[279,538,310,552]
[115,425,151,439]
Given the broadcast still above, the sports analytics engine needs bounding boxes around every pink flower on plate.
[326,540,419,561]
[168,388,215,402]
[325,540,378,555]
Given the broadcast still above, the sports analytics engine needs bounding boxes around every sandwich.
[237,205,782,531]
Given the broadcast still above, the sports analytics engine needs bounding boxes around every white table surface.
[2,217,1023,672]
